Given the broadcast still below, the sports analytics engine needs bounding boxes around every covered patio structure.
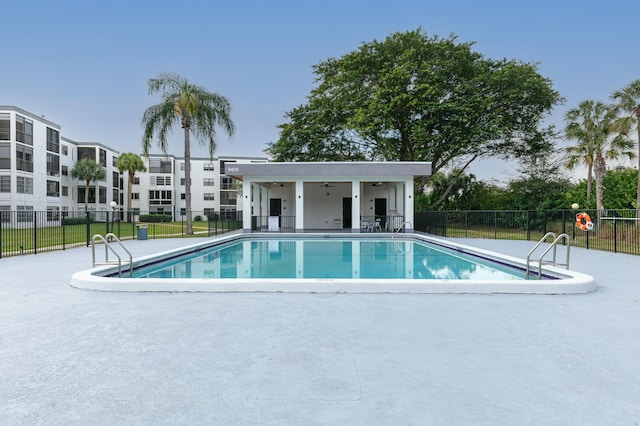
[225,161,432,233]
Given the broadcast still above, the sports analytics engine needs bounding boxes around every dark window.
[17,205,33,222]
[46,128,60,153]
[220,160,235,175]
[16,145,33,172]
[0,143,10,169]
[112,171,119,186]
[204,193,215,201]
[61,145,68,156]
[0,113,9,140]
[133,177,140,185]
[62,186,69,196]
[220,191,236,205]
[99,187,107,204]
[15,115,33,145]
[77,147,95,161]
[17,176,33,194]
[148,158,172,173]
[221,177,235,190]
[99,149,107,167]
[0,175,10,192]
[46,180,60,197]
[78,187,96,204]
[112,188,119,203]
[61,165,68,176]
[46,153,60,176]
[203,178,215,186]
[149,190,172,205]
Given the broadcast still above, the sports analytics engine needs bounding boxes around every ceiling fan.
[371,182,384,187]
[319,182,336,188]
[271,182,291,187]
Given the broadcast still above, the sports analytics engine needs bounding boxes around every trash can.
[136,223,148,240]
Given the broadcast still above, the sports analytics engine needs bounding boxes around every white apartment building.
[1,106,267,223]
[131,155,268,219]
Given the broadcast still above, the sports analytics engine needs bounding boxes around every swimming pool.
[71,233,596,294]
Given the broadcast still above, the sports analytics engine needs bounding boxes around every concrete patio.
[1,237,638,425]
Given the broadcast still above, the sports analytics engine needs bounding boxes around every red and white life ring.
[575,212,593,231]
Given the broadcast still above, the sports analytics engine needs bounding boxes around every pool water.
[132,238,527,280]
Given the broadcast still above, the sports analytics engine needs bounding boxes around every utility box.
[136,224,148,240]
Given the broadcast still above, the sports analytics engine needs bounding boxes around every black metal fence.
[0,210,243,258]
[415,209,640,255]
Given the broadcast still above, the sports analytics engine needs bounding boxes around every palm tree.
[116,152,147,221]
[564,100,636,212]
[611,79,640,209]
[141,72,235,234]
[71,158,106,212]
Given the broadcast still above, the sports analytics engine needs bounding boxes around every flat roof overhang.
[225,161,431,180]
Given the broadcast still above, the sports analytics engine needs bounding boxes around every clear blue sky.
[3,0,639,182]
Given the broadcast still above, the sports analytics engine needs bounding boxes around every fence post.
[494,211,497,239]
[86,211,91,247]
[33,211,38,254]
[62,217,65,251]
[526,211,530,241]
[613,211,617,253]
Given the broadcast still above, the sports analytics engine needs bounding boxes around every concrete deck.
[1,237,638,425]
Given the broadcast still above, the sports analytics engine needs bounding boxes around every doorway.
[375,198,387,230]
[342,197,352,229]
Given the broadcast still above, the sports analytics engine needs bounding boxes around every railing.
[91,233,133,277]
[526,232,570,279]
[415,209,640,256]
[0,209,243,258]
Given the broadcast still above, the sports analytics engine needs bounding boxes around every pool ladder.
[392,221,412,239]
[91,233,133,277]
[526,232,570,279]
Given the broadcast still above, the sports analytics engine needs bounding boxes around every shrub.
[62,217,94,225]
[139,214,172,223]
[194,215,202,222]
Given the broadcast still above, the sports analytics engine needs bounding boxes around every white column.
[295,180,304,232]
[242,179,252,232]
[352,180,361,232]
[404,178,414,231]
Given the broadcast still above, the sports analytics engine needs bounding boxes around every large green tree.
[142,72,235,234]
[611,79,640,209]
[564,100,635,212]
[267,29,562,182]
[71,159,106,212]
[116,152,147,221]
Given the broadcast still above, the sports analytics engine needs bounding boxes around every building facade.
[0,106,266,224]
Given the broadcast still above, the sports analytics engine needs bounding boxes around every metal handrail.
[91,233,133,277]
[392,221,412,239]
[526,232,570,279]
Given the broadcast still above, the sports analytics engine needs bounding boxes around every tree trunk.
[593,154,606,213]
[127,170,134,222]
[586,163,593,205]
[84,180,90,212]
[184,126,193,234]
[636,108,640,215]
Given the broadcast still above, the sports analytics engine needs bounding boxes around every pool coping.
[70,232,596,294]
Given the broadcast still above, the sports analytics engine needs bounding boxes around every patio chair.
[361,219,370,232]
[373,217,382,232]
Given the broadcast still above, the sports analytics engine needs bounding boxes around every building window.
[180,178,191,186]
[99,186,107,204]
[180,162,185,171]
[0,175,10,192]
[46,128,60,153]
[99,148,107,167]
[61,165,68,176]
[133,177,140,185]
[204,208,216,219]
[77,147,95,161]
[112,156,118,167]
[221,177,235,190]
[131,192,139,200]
[16,145,33,172]
[112,171,119,187]
[17,205,33,222]
[46,153,60,176]
[46,180,60,197]
[62,145,68,156]
[181,193,186,200]
[0,114,10,141]
[151,176,171,185]
[220,191,236,205]
[204,193,215,201]
[204,163,215,171]
[113,188,119,203]
[17,176,33,194]
[62,186,69,197]
[77,187,96,204]
[203,178,215,186]
[47,206,60,222]
[15,115,33,145]
[0,205,10,223]
[149,190,172,205]
[0,143,9,169]
[148,158,172,173]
